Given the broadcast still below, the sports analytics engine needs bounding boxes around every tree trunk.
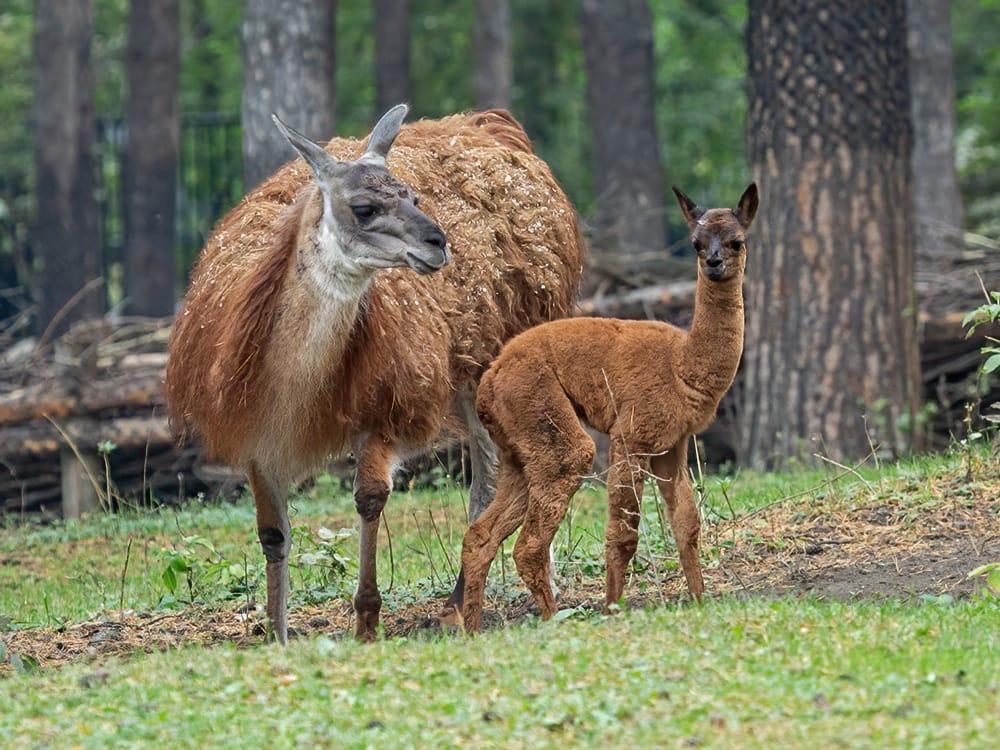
[374,0,410,114]
[475,0,512,110]
[241,0,336,190]
[32,0,103,335]
[123,0,180,317]
[742,0,921,466]
[580,0,667,273]
[907,0,964,260]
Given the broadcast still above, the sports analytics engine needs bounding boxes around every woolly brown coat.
[166,111,583,480]
[459,185,758,632]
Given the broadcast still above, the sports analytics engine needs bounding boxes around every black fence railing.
[95,113,244,304]
[176,113,244,275]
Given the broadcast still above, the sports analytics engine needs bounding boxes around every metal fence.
[0,113,244,317]
[97,113,245,294]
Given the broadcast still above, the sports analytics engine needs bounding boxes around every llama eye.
[352,205,377,221]
[730,239,744,251]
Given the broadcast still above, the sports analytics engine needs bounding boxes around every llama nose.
[424,227,447,251]
[706,256,723,268]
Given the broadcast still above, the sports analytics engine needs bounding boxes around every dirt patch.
[3,469,998,673]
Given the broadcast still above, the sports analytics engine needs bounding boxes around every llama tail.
[471,109,533,154]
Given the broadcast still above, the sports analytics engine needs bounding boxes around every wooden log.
[0,415,173,458]
[576,280,695,321]
[0,371,164,427]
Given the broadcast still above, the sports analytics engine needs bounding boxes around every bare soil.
[3,469,998,672]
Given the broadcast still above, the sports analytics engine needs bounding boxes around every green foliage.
[968,562,1000,597]
[953,0,1000,236]
[652,0,748,232]
[0,0,33,288]
[179,0,242,114]
[2,0,999,297]
[512,0,592,208]
[155,524,355,609]
[158,534,249,606]
[963,289,1000,398]
[289,524,355,604]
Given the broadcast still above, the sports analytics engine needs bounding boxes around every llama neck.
[678,274,745,400]
[271,224,373,389]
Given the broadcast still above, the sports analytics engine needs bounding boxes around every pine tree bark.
[32,0,103,335]
[241,0,336,190]
[907,0,964,259]
[123,0,180,317]
[374,0,410,114]
[742,0,921,466]
[475,0,512,110]
[580,0,667,270]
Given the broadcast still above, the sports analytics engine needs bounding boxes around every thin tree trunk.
[907,0,964,260]
[475,0,512,110]
[742,0,921,466]
[374,0,410,114]
[32,0,103,335]
[124,0,180,317]
[241,0,336,190]
[580,0,667,271]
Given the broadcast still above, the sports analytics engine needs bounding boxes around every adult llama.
[165,105,584,641]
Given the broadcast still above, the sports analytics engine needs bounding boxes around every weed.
[967,563,1000,597]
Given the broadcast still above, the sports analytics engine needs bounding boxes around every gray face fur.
[272,104,451,277]
[672,183,758,283]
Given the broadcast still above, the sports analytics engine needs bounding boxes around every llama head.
[272,104,451,279]
[672,183,758,283]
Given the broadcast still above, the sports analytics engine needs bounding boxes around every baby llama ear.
[734,182,759,229]
[672,186,705,230]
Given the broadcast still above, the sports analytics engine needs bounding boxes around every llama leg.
[460,454,529,632]
[460,386,499,523]
[604,439,646,612]
[513,470,586,619]
[353,437,395,642]
[248,463,291,644]
[444,387,500,613]
[505,395,594,618]
[651,438,705,601]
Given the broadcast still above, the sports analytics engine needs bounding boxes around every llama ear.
[364,103,409,161]
[734,182,759,229]
[672,186,704,229]
[271,113,341,182]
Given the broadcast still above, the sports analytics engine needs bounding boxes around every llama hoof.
[355,614,380,642]
[354,599,381,642]
[436,603,465,632]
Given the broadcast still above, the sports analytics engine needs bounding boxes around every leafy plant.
[963,289,1000,381]
[968,562,1000,598]
[290,525,355,605]
[159,535,261,607]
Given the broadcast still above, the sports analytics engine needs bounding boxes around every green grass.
[1,598,998,748]
[0,447,981,629]
[1,446,998,747]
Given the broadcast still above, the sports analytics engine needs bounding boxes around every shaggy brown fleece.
[459,184,758,632]
[166,110,583,475]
